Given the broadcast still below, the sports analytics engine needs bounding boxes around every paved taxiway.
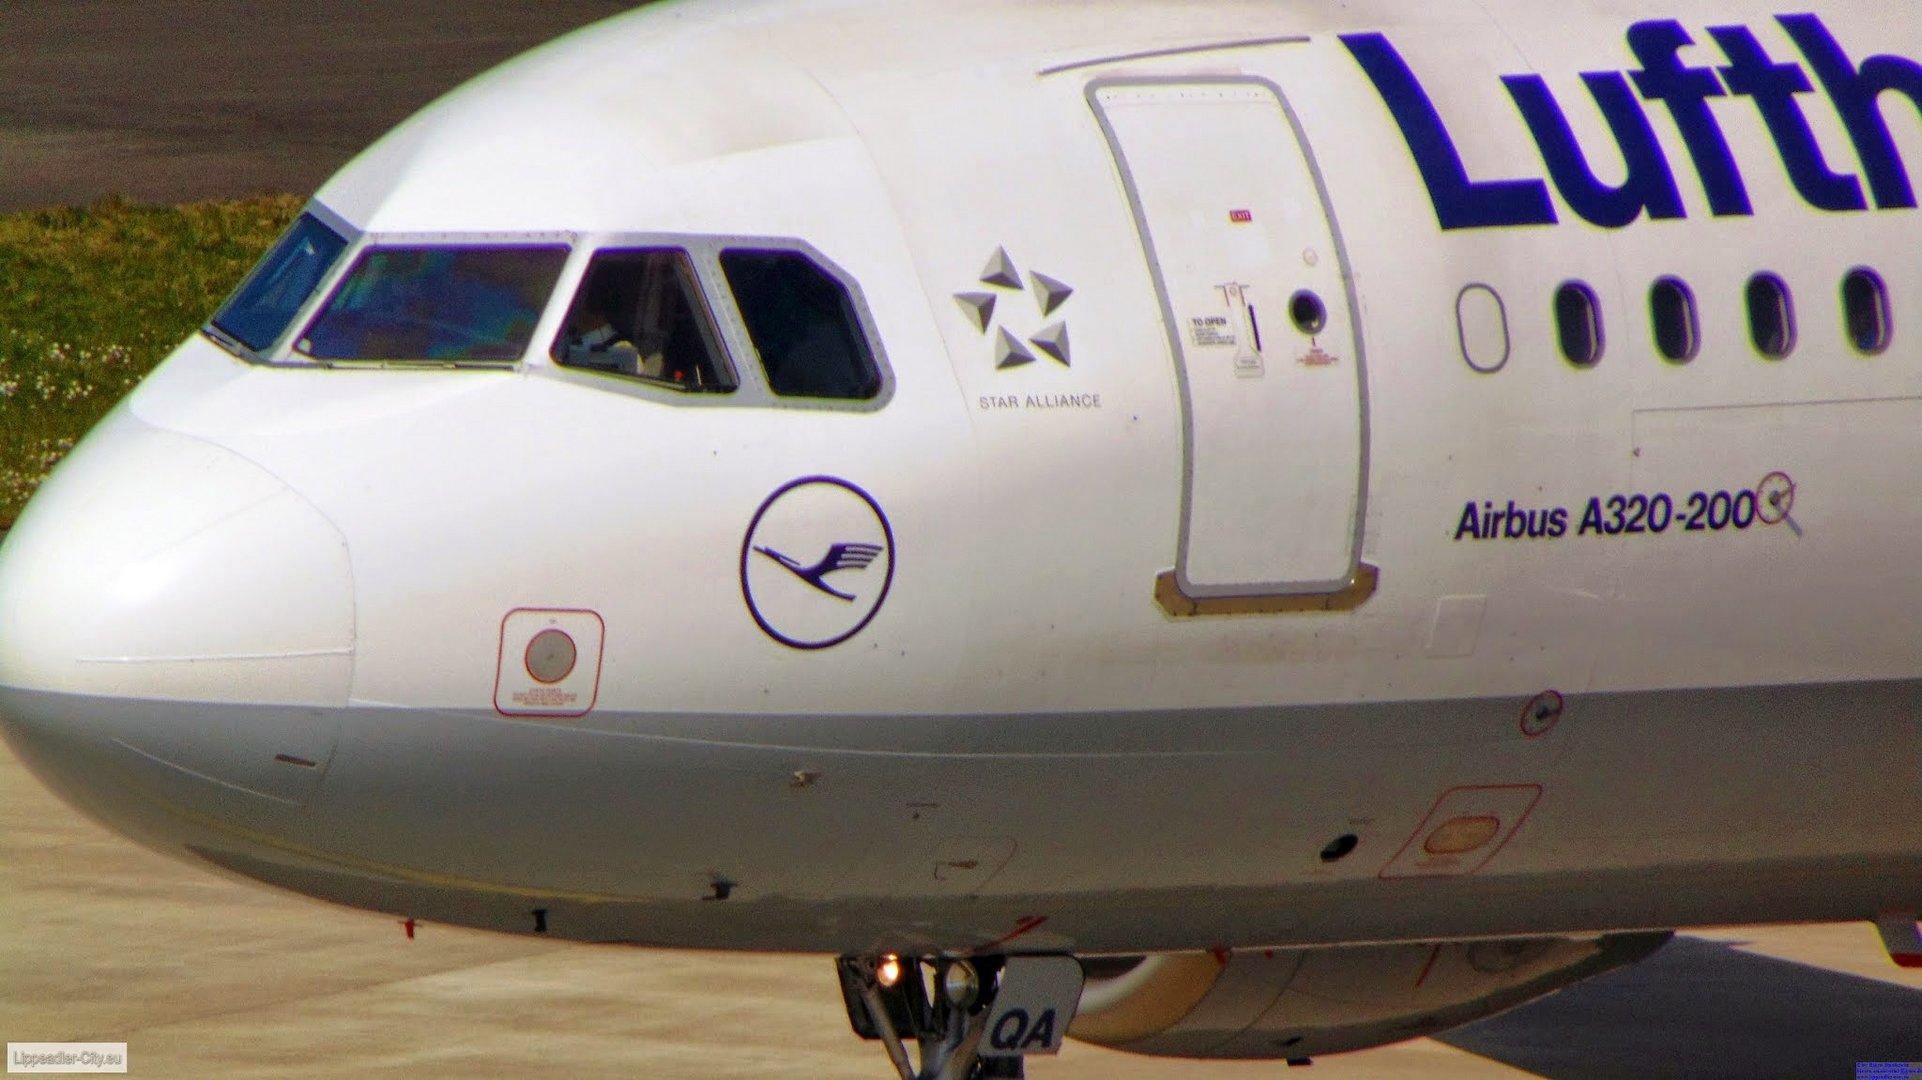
[5,741,1921,1079]
[2,2,1921,1075]
[0,0,633,214]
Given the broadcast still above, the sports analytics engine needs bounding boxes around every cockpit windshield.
[209,213,349,352]
[297,246,568,363]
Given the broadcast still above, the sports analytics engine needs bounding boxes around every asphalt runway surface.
[0,0,634,214]
[3,3,1922,1076]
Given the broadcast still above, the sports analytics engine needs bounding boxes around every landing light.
[940,960,980,1010]
[877,954,904,988]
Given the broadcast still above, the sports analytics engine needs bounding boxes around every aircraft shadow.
[1439,936,1922,1079]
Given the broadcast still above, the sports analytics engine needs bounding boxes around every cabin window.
[1455,284,1509,373]
[721,250,882,400]
[1842,268,1892,355]
[551,249,736,390]
[211,213,349,351]
[1554,282,1604,367]
[1745,273,1795,359]
[299,246,567,363]
[1650,277,1699,363]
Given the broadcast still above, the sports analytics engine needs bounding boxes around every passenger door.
[1092,79,1368,605]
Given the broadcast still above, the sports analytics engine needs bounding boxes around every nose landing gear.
[838,955,1012,1079]
[837,954,1083,1079]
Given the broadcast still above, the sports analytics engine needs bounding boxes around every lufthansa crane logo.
[740,476,895,650]
[754,542,885,601]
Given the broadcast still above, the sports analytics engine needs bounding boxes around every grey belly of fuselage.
[3,679,1917,955]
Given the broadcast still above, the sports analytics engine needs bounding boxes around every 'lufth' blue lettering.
[1626,21,1753,217]
[1349,14,1919,230]
[1780,13,1922,209]
[1504,71,1685,227]
[1339,33,1557,229]
[1710,24,1865,212]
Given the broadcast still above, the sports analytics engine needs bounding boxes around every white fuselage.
[0,0,1918,962]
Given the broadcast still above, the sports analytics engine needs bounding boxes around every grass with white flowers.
[0,194,301,525]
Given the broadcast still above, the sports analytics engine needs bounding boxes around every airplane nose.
[0,407,354,832]
[0,407,354,702]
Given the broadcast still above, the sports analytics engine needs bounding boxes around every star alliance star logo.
[953,246,1073,369]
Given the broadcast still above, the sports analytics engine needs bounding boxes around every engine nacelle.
[1071,932,1670,1060]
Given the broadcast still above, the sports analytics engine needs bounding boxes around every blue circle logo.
[740,477,894,650]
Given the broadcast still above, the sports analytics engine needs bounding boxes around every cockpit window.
[552,249,736,391]
[210,213,349,351]
[721,249,881,400]
[298,246,567,363]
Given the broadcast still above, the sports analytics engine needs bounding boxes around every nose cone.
[0,408,354,836]
[0,408,354,705]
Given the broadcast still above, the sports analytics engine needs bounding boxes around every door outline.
[1087,75,1376,615]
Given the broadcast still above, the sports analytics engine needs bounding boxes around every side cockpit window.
[300,246,567,363]
[552,249,735,391]
[211,213,349,352]
[721,249,881,400]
